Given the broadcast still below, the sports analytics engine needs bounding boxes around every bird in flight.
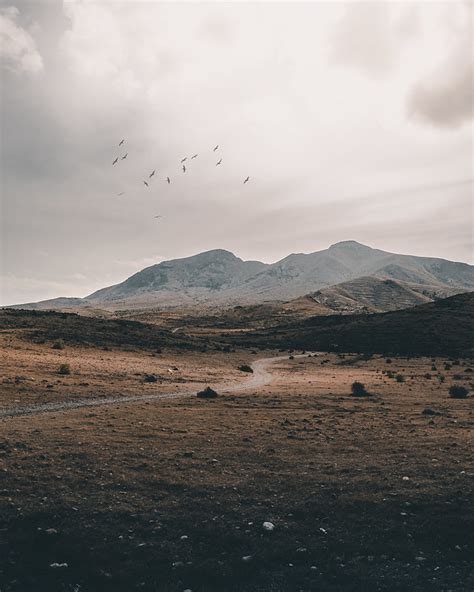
[117,192,125,196]
[167,177,171,184]
[182,165,186,173]
[119,139,125,146]
[149,170,155,178]
[216,159,222,166]
[191,154,198,159]
[112,157,118,165]
[213,145,219,151]
[121,153,128,160]
[181,157,187,163]
[154,215,163,218]
[243,176,250,184]
[143,181,149,187]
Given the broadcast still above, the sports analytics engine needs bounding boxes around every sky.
[1,0,473,305]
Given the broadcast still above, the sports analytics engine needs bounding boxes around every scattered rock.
[262,521,275,531]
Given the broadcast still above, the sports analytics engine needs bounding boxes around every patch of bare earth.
[1,344,473,591]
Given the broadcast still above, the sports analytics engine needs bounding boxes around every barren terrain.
[1,320,473,591]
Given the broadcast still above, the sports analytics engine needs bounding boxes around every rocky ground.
[1,330,473,591]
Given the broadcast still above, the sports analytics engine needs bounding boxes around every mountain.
[87,249,266,307]
[9,241,474,311]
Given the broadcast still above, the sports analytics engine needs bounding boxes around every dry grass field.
[1,322,473,591]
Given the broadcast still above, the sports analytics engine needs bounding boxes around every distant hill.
[303,276,434,313]
[9,241,474,311]
[3,293,472,358]
[225,292,474,357]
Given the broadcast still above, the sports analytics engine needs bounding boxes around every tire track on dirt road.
[0,354,310,419]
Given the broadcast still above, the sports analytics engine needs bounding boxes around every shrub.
[196,386,218,399]
[52,340,64,350]
[57,363,70,375]
[395,374,405,383]
[431,365,437,371]
[143,374,158,383]
[438,374,445,383]
[448,386,468,399]
[424,373,432,380]
[444,363,452,370]
[386,358,392,364]
[351,381,370,397]
[453,374,463,380]
[238,364,253,373]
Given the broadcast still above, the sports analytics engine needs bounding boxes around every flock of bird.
[111,139,250,203]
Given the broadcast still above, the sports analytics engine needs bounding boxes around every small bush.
[386,358,392,364]
[143,374,158,383]
[196,386,218,399]
[424,373,432,380]
[57,363,70,375]
[431,365,437,371]
[452,374,463,380]
[238,365,253,373]
[395,374,405,383]
[52,340,64,350]
[444,363,452,370]
[448,386,468,399]
[438,374,445,383]
[351,381,370,397]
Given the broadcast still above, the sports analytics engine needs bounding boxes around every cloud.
[408,57,473,128]
[407,3,473,129]
[1,2,472,305]
[407,38,473,127]
[0,6,43,73]
[330,3,396,77]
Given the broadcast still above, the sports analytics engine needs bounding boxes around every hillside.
[306,276,433,313]
[224,292,474,357]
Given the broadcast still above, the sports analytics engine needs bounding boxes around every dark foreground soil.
[1,337,473,591]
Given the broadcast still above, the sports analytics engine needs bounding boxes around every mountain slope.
[305,276,433,313]
[224,292,474,357]
[87,249,267,307]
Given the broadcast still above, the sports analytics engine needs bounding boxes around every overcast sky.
[1,0,472,305]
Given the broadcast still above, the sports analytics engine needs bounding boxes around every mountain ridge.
[7,241,474,312]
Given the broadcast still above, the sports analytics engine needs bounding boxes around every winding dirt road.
[0,354,305,419]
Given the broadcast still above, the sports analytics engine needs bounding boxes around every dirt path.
[0,353,304,419]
